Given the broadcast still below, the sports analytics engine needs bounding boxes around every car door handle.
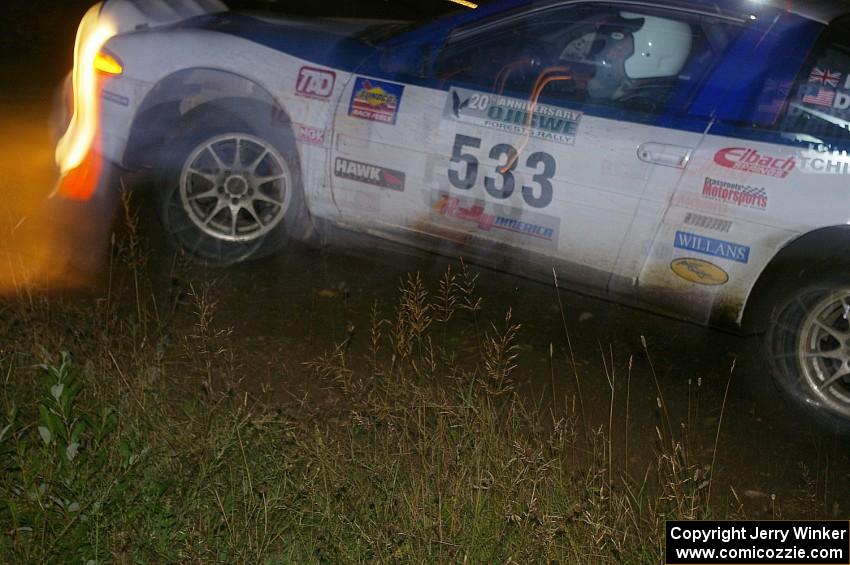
[637,143,693,169]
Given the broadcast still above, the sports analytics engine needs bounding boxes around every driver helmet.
[587,12,692,99]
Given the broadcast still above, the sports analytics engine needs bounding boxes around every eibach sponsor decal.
[446,88,581,146]
[714,148,795,179]
[295,66,336,100]
[670,258,729,286]
[702,177,768,211]
[674,231,750,264]
[431,191,560,249]
[334,157,405,191]
[801,67,850,111]
[348,77,404,125]
[294,123,326,146]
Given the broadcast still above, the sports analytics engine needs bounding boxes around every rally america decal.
[714,148,795,179]
[334,157,405,191]
[702,177,768,211]
[674,231,750,264]
[348,77,404,125]
[431,191,560,249]
[445,88,581,146]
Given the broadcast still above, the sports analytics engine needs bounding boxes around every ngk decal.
[713,148,795,179]
[295,123,326,146]
[295,67,335,100]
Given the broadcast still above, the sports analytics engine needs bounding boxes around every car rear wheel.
[765,278,850,429]
[156,101,309,265]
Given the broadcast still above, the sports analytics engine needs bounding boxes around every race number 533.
[448,134,556,209]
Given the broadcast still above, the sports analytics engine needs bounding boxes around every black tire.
[155,98,311,265]
[763,274,850,432]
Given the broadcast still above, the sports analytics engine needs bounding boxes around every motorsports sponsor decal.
[334,157,405,191]
[670,258,729,286]
[714,147,795,178]
[802,67,850,112]
[674,231,750,264]
[348,77,404,125]
[702,177,768,211]
[431,191,560,249]
[295,66,335,100]
[446,88,581,146]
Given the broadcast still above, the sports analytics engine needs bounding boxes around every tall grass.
[0,214,838,562]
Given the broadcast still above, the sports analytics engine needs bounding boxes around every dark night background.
[0,0,460,99]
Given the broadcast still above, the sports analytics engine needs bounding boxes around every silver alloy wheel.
[797,290,850,418]
[179,133,292,242]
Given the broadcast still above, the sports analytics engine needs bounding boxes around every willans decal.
[714,148,795,179]
[348,77,404,125]
[674,231,750,264]
[446,88,582,146]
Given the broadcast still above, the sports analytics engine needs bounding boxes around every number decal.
[449,134,481,190]
[485,144,517,199]
[468,93,490,111]
[523,152,556,209]
[448,134,556,208]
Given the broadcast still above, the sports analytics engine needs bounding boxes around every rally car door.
[630,11,829,326]
[418,3,738,290]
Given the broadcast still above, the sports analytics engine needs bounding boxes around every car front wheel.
[765,280,850,429]
[156,101,309,265]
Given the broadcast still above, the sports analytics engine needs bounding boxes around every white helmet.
[620,12,692,80]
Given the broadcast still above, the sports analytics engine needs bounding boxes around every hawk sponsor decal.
[334,157,405,191]
[102,89,129,107]
[348,77,404,124]
[670,258,729,286]
[446,88,581,146]
[683,212,732,233]
[801,68,850,111]
[713,147,795,179]
[674,231,750,264]
[294,123,326,146]
[702,177,768,211]
[295,66,335,100]
[431,191,560,249]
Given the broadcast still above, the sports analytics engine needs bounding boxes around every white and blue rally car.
[56,0,850,426]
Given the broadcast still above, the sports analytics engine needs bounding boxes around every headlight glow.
[55,3,117,177]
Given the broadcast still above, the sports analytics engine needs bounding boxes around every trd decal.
[295,66,335,100]
[448,134,556,209]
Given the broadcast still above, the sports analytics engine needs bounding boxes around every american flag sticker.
[803,87,836,107]
[809,67,842,87]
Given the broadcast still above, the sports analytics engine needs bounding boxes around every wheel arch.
[123,68,295,170]
[741,225,850,332]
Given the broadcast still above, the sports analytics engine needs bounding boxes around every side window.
[434,4,743,117]
[776,21,850,152]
